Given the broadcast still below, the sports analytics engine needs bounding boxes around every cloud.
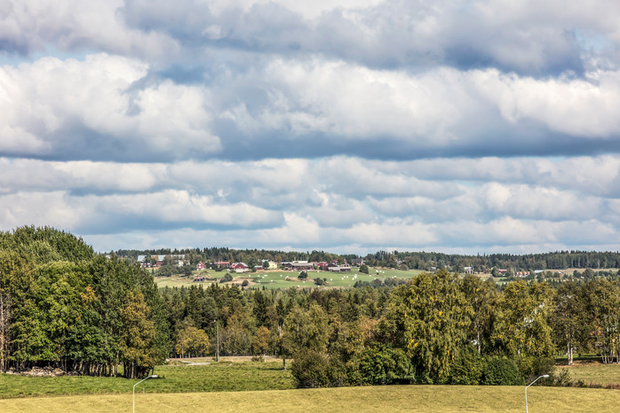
[0,54,221,161]
[0,0,179,59]
[4,1,620,255]
[2,155,620,253]
[114,0,620,76]
[6,52,620,162]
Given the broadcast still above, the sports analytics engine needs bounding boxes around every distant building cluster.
[137,254,186,268]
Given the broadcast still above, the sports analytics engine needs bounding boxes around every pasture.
[558,360,620,387]
[2,385,620,412]
[3,358,620,412]
[0,360,293,399]
[155,267,423,289]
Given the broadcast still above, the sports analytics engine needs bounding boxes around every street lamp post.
[525,374,549,413]
[133,374,157,413]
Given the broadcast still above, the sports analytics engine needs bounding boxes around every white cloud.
[0,0,179,59]
[0,54,221,159]
[5,1,620,254]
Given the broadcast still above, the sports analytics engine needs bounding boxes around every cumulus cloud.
[4,1,620,254]
[3,155,620,252]
[0,54,221,161]
[5,52,620,161]
[111,0,620,75]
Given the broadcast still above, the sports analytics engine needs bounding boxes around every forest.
[3,227,620,386]
[114,247,620,273]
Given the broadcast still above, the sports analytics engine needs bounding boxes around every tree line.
[4,227,620,386]
[0,227,168,378]
[160,270,620,387]
[113,247,620,274]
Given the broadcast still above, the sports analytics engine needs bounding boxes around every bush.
[291,349,332,388]
[552,368,573,387]
[220,273,233,283]
[520,356,555,382]
[298,271,308,279]
[450,346,483,385]
[358,346,412,385]
[482,356,524,385]
[359,264,369,274]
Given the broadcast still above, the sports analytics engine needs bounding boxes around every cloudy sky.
[2,0,620,255]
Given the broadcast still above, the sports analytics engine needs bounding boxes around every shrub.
[482,356,524,385]
[450,346,483,385]
[358,346,412,385]
[220,273,233,283]
[513,355,555,384]
[291,349,332,388]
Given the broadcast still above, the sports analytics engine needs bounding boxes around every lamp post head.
[150,375,158,378]
[542,374,549,378]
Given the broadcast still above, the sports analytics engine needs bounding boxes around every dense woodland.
[0,227,168,378]
[4,227,620,386]
[115,247,620,273]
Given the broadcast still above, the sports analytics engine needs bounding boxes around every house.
[213,261,230,269]
[196,262,206,271]
[284,262,315,271]
[464,267,473,274]
[231,262,249,273]
[316,262,329,271]
[193,276,205,282]
[328,264,352,272]
[351,258,365,266]
[266,261,278,270]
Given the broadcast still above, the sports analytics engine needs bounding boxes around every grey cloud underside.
[4,114,620,164]
[119,0,588,77]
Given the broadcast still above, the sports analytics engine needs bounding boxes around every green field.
[1,385,620,413]
[558,361,620,386]
[3,359,620,412]
[155,267,423,289]
[0,360,293,399]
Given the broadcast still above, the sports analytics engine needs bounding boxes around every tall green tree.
[491,281,556,367]
[385,270,473,383]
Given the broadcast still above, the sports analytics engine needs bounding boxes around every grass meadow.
[0,360,293,399]
[558,360,620,386]
[3,359,620,412]
[2,385,620,413]
[155,267,423,289]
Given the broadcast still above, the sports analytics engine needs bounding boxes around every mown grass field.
[3,359,620,412]
[155,267,423,289]
[2,385,620,413]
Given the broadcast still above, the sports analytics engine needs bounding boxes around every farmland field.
[0,359,293,399]
[1,385,620,413]
[155,267,423,289]
[3,359,620,412]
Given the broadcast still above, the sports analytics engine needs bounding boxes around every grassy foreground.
[1,385,619,413]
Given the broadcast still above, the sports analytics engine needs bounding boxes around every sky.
[2,1,620,255]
